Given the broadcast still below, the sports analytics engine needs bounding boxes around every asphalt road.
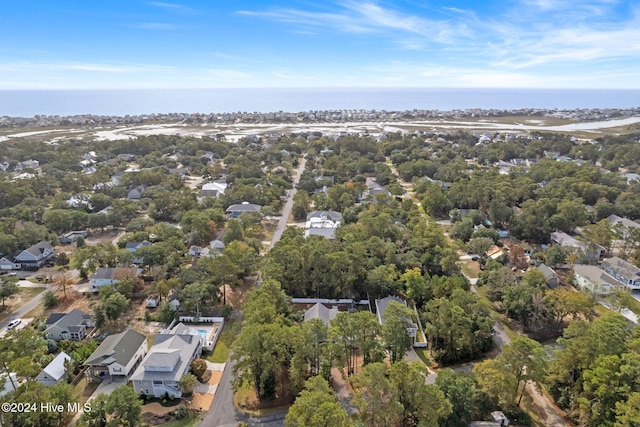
[269,156,307,250]
[0,281,53,335]
[202,156,307,427]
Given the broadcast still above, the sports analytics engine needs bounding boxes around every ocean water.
[1,88,639,117]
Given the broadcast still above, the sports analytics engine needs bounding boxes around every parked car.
[7,319,21,330]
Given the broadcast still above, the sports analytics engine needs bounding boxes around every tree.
[0,275,19,307]
[390,361,452,427]
[436,369,489,427]
[102,292,129,324]
[351,362,403,426]
[179,373,198,397]
[381,301,415,364]
[191,358,207,381]
[466,237,494,257]
[43,290,58,308]
[475,336,547,407]
[285,376,352,427]
[104,385,142,427]
[54,272,74,300]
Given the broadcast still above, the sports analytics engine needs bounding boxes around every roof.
[603,257,640,279]
[125,240,151,250]
[574,264,620,288]
[551,231,581,247]
[24,241,53,257]
[537,263,557,280]
[375,296,407,324]
[304,303,339,326]
[226,202,261,213]
[41,352,71,381]
[45,308,92,330]
[84,329,147,367]
[130,334,200,383]
[305,228,337,239]
[306,211,342,222]
[607,214,640,230]
[89,267,136,281]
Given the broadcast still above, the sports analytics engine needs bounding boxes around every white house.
[84,329,148,382]
[131,328,202,398]
[36,352,71,386]
[199,182,227,198]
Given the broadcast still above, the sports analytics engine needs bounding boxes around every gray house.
[602,257,640,290]
[36,352,71,386]
[45,309,94,342]
[304,303,339,326]
[0,241,55,270]
[226,202,261,218]
[131,329,202,398]
[536,263,559,289]
[84,329,148,382]
[128,185,147,200]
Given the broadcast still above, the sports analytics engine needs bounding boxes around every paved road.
[202,156,307,427]
[269,156,307,250]
[0,282,53,334]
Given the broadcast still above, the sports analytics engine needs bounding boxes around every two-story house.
[84,329,148,382]
[131,327,202,398]
[44,309,94,341]
[0,241,55,270]
[602,257,640,290]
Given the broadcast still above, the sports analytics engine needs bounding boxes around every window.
[153,381,162,385]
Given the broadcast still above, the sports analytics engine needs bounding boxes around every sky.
[1,0,639,90]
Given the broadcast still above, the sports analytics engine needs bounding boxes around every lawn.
[206,319,241,363]
[413,348,435,367]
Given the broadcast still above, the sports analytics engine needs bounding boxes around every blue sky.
[1,0,639,89]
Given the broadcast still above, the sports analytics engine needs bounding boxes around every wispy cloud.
[0,61,174,73]
[147,2,195,14]
[237,1,470,45]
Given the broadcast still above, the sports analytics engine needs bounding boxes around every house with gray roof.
[84,329,148,382]
[374,296,417,344]
[602,257,640,290]
[125,240,151,264]
[536,263,559,289]
[131,328,202,398]
[551,230,605,262]
[44,309,94,342]
[89,267,137,292]
[305,211,342,240]
[607,214,640,238]
[304,303,339,326]
[36,352,71,386]
[226,202,261,218]
[0,241,55,270]
[127,184,147,200]
[573,264,618,295]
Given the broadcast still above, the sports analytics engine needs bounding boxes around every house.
[535,263,559,289]
[551,231,605,262]
[374,296,417,344]
[125,240,151,264]
[0,373,18,397]
[131,329,202,398]
[84,329,148,382]
[573,264,618,295]
[602,257,640,290]
[365,182,391,199]
[14,159,39,171]
[59,230,88,245]
[304,303,339,326]
[0,255,20,271]
[117,153,136,162]
[0,161,10,172]
[607,214,640,238]
[36,352,71,386]
[128,185,147,200]
[199,182,227,198]
[89,267,137,292]
[305,211,342,240]
[0,241,55,270]
[226,202,261,218]
[44,309,94,341]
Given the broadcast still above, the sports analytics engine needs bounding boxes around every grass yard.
[0,286,47,321]
[413,348,435,367]
[206,319,241,363]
